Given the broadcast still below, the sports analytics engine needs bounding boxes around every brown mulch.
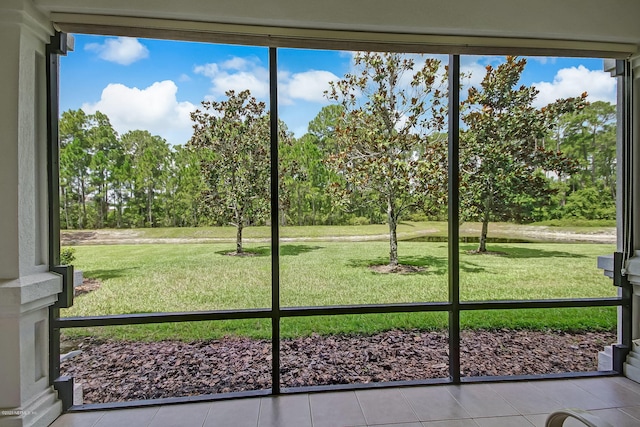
[466,250,506,256]
[74,278,102,296]
[225,251,258,257]
[369,264,427,274]
[60,329,615,404]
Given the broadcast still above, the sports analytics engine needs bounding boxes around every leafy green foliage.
[57,57,616,232]
[563,187,616,220]
[120,130,172,227]
[460,56,588,251]
[188,90,271,253]
[60,247,76,265]
[326,52,448,265]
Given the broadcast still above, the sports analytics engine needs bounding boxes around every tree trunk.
[147,186,153,227]
[478,196,491,252]
[79,178,87,229]
[61,187,70,229]
[479,216,489,252]
[591,130,597,185]
[297,186,302,226]
[387,196,398,266]
[236,223,243,254]
[558,173,566,207]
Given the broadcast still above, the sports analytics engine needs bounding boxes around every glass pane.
[278,48,449,307]
[458,54,618,301]
[280,313,449,389]
[59,37,272,315]
[60,319,272,403]
[460,308,616,377]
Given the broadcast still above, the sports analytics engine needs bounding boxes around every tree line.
[59,55,616,261]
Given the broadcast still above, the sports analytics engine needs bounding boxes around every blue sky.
[60,35,617,145]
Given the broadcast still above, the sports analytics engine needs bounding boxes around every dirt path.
[61,226,616,245]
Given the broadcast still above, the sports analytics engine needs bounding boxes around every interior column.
[0,1,63,426]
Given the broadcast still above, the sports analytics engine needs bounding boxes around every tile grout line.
[147,406,161,427]
[569,378,629,410]
[617,407,640,422]
[145,407,160,427]
[353,390,371,426]
[89,412,105,427]
[399,387,427,424]
[351,391,368,427]
[444,385,481,421]
[256,397,263,427]
[485,383,526,416]
[472,414,535,426]
[201,401,215,427]
[307,393,314,427]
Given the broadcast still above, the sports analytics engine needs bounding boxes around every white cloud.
[461,61,487,88]
[85,37,149,65]
[195,56,339,105]
[221,57,254,71]
[82,80,196,145]
[529,56,557,65]
[280,70,339,103]
[194,58,270,99]
[533,65,616,107]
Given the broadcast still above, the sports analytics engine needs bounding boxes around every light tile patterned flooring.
[50,376,640,427]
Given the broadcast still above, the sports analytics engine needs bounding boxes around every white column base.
[73,383,83,406]
[0,273,62,427]
[623,253,640,383]
[0,388,61,427]
[624,340,640,383]
[598,345,614,371]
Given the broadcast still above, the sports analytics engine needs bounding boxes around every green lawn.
[61,239,617,341]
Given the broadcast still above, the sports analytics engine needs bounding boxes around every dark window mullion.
[448,54,461,383]
[269,46,281,395]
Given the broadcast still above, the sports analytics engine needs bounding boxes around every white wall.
[32,0,640,47]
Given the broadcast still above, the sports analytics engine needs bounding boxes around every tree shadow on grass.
[460,244,588,259]
[214,244,323,257]
[84,268,137,281]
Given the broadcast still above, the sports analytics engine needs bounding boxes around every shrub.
[348,216,371,226]
[60,247,76,265]
[563,187,615,220]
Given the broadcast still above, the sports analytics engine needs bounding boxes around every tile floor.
[49,376,640,427]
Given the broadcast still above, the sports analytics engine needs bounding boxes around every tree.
[59,109,119,229]
[307,104,344,155]
[59,109,91,229]
[188,90,272,254]
[280,133,337,225]
[327,52,447,267]
[557,101,616,197]
[120,130,171,227]
[460,56,587,252]
[164,145,207,227]
[86,111,119,228]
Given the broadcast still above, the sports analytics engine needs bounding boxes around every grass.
[61,238,617,341]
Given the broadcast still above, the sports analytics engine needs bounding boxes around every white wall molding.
[0,2,61,426]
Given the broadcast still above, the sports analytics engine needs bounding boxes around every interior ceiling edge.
[51,13,637,59]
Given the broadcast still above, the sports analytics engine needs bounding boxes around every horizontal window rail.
[55,297,621,329]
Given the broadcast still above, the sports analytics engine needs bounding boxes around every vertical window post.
[269,46,281,394]
[448,54,461,383]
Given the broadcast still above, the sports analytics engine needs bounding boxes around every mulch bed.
[74,278,102,296]
[369,264,427,274]
[60,329,615,404]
